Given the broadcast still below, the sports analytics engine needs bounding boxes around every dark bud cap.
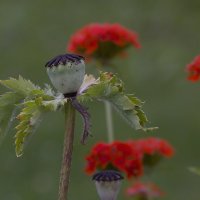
[45,53,85,68]
[92,170,124,182]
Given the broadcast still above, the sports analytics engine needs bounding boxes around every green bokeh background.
[0,0,200,199]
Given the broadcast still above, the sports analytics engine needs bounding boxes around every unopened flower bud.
[92,170,124,200]
[45,54,85,96]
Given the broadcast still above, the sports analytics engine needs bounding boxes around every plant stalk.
[58,99,76,200]
[104,101,114,142]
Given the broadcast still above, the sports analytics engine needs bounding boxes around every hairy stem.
[104,101,114,143]
[58,100,76,200]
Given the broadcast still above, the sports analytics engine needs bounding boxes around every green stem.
[104,101,114,143]
[58,100,76,200]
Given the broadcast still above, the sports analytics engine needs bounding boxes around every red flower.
[110,141,143,178]
[126,182,164,199]
[85,141,143,178]
[186,55,200,82]
[85,143,111,173]
[85,138,174,177]
[131,137,174,168]
[134,137,174,157]
[67,23,141,62]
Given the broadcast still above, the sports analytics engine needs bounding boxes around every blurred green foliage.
[0,0,200,200]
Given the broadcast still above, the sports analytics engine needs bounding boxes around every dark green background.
[0,0,200,199]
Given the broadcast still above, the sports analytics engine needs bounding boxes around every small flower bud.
[45,54,85,96]
[92,170,124,200]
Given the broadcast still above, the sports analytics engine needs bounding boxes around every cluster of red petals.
[67,23,140,60]
[85,141,143,178]
[186,55,200,82]
[126,182,164,198]
[132,137,174,158]
[85,138,174,178]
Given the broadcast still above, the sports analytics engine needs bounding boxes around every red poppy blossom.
[126,182,164,199]
[85,141,143,178]
[186,55,200,82]
[67,23,141,63]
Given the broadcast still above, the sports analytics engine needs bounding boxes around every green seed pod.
[45,54,85,96]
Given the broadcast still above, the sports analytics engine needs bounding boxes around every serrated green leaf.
[111,94,135,110]
[15,100,43,157]
[83,80,120,98]
[0,75,65,156]
[0,76,39,97]
[42,97,67,112]
[135,106,148,126]
[127,95,143,106]
[15,95,66,157]
[86,83,116,98]
[79,72,152,131]
[109,94,142,129]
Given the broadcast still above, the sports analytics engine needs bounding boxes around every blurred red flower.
[85,138,174,178]
[111,142,143,178]
[186,55,200,82]
[67,23,140,62]
[85,141,143,178]
[134,137,174,157]
[132,137,174,168]
[126,182,164,199]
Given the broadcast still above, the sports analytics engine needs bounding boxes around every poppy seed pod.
[92,170,124,200]
[45,54,85,96]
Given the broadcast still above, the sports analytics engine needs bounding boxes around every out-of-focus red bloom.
[111,142,143,178]
[85,138,174,177]
[126,182,164,199]
[131,137,174,168]
[67,23,141,62]
[85,143,111,173]
[134,137,174,157]
[85,141,143,178]
[186,55,200,82]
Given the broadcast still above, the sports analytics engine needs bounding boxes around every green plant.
[0,54,154,200]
